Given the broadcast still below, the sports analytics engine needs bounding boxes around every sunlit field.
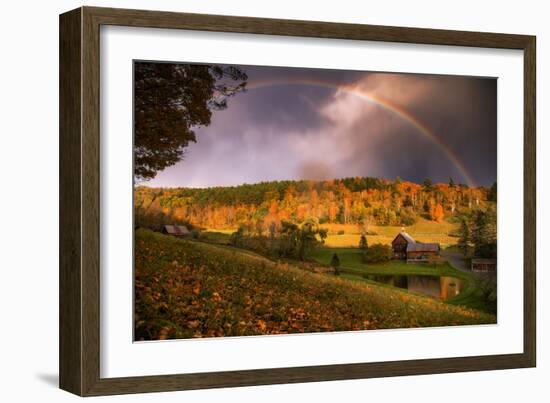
[203,217,459,248]
[321,219,458,248]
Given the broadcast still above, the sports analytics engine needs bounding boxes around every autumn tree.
[297,220,327,261]
[272,220,327,260]
[328,201,339,223]
[421,198,430,214]
[431,203,444,223]
[399,207,417,226]
[278,221,300,257]
[268,221,277,239]
[134,62,247,181]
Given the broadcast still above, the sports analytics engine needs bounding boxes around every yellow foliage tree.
[431,203,445,223]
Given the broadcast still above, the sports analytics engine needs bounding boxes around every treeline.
[135,176,496,232]
[229,219,327,261]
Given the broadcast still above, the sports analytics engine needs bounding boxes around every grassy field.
[135,229,495,341]
[321,219,458,248]
[198,230,232,245]
[204,218,458,249]
[309,247,494,313]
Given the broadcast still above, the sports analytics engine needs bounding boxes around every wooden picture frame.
[59,6,536,396]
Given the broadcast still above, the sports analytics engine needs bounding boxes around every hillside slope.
[135,229,495,340]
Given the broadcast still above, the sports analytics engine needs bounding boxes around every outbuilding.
[471,258,497,273]
[162,224,191,237]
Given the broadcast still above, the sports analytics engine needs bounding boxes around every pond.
[362,274,464,300]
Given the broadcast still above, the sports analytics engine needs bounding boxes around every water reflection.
[363,274,463,300]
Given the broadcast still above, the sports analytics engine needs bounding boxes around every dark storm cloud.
[231,65,365,132]
[225,85,332,132]
[144,64,497,188]
[330,73,498,185]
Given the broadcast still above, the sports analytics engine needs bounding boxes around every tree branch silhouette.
[134,62,247,181]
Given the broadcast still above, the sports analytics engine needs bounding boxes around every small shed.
[471,258,497,273]
[162,224,191,237]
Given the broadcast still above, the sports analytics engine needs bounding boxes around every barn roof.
[163,224,190,235]
[406,242,440,252]
[394,231,416,244]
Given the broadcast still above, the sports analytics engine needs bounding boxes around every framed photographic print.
[59,6,536,396]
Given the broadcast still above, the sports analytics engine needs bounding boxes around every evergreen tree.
[488,182,497,202]
[471,208,497,258]
[423,178,433,192]
[458,217,470,256]
[330,253,341,275]
[471,210,489,257]
[449,177,456,188]
[359,234,368,250]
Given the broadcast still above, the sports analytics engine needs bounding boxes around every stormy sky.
[141,64,497,188]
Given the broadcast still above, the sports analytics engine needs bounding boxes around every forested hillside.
[135,176,496,232]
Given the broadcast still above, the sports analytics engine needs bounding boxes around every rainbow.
[238,78,476,187]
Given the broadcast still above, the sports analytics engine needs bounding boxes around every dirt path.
[441,249,470,272]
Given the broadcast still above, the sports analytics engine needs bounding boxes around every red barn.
[391,230,440,263]
[391,231,416,259]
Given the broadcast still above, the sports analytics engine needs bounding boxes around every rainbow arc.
[242,78,476,187]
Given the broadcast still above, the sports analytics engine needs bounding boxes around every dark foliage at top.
[134,63,247,181]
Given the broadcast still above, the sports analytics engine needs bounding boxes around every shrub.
[474,273,497,314]
[337,230,345,235]
[359,234,368,250]
[362,243,392,263]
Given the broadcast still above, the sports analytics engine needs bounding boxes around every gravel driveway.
[441,249,470,272]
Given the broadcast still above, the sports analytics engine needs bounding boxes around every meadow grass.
[204,218,458,248]
[135,229,495,341]
[322,218,458,248]
[205,228,235,234]
[199,230,232,245]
